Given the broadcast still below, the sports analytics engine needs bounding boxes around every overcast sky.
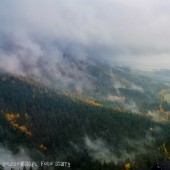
[1,0,170,70]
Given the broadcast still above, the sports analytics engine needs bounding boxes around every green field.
[164,93,170,103]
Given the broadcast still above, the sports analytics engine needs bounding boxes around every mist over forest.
[1,1,170,170]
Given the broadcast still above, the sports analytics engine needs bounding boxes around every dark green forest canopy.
[0,72,170,170]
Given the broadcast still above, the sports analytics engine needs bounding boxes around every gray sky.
[1,0,170,70]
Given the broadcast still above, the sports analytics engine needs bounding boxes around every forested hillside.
[0,72,170,170]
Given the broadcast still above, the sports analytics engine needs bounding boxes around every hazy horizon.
[1,0,170,72]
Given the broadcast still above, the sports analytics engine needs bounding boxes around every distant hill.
[8,54,165,113]
[153,69,170,77]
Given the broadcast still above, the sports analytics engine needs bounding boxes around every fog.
[84,134,155,163]
[0,147,32,170]
[1,0,170,74]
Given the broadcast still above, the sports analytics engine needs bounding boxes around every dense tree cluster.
[0,73,170,170]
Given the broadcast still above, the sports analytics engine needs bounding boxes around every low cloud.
[0,146,32,170]
[1,0,170,73]
[113,79,144,93]
[84,135,155,164]
[84,136,118,163]
[123,100,139,113]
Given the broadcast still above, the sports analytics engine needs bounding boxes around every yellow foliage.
[17,125,32,137]
[12,123,19,129]
[107,96,125,102]
[4,113,32,137]
[19,125,28,133]
[84,99,103,107]
[159,117,167,122]
[5,113,20,121]
[125,163,131,170]
[26,131,33,137]
[164,111,170,116]
[39,144,47,152]
[160,144,170,160]
[19,125,32,137]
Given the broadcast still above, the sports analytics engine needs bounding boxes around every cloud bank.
[0,0,170,69]
[84,134,155,163]
[1,0,170,73]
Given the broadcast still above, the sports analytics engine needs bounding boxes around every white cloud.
[0,147,32,170]
[1,0,170,70]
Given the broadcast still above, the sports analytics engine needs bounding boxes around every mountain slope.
[0,72,170,170]
[7,54,166,114]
